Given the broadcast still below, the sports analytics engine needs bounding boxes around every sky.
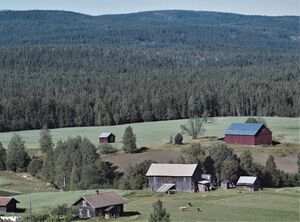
[0,0,299,16]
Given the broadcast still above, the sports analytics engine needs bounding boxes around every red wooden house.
[99,132,115,144]
[225,123,272,145]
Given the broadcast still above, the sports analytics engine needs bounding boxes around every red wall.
[225,126,272,145]
[99,137,108,143]
[225,135,255,145]
[254,127,272,145]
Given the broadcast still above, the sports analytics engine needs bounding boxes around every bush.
[149,199,170,222]
[23,210,50,222]
[174,133,183,144]
[27,157,43,176]
[99,144,118,154]
[118,160,153,190]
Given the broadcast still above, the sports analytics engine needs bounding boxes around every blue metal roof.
[225,123,263,136]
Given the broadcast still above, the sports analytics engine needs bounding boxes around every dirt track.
[103,149,181,172]
[250,152,298,173]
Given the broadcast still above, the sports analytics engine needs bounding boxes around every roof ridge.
[82,191,116,197]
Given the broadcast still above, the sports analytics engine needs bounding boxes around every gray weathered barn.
[236,176,260,191]
[146,163,202,192]
[72,192,127,219]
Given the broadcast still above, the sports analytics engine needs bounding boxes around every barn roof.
[237,176,257,185]
[225,123,264,136]
[99,132,114,138]
[73,192,126,209]
[146,163,198,177]
[0,197,19,206]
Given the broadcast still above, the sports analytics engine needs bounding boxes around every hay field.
[13,188,300,222]
[0,117,298,149]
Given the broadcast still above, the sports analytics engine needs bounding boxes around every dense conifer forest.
[0,10,299,131]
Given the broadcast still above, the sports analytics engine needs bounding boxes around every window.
[82,200,87,207]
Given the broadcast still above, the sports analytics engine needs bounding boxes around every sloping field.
[0,171,50,193]
[12,188,300,222]
[15,189,131,210]
[0,117,299,149]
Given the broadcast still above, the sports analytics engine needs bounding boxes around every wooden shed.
[146,163,202,192]
[0,197,19,213]
[72,191,127,219]
[221,180,230,189]
[225,123,272,145]
[236,176,260,191]
[99,133,115,144]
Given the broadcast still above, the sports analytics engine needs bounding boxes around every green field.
[15,189,132,210]
[0,117,299,149]
[0,171,50,193]
[1,169,299,221]
[11,188,300,222]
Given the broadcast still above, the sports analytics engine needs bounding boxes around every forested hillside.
[0,10,299,131]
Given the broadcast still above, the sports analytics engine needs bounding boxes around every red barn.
[225,123,272,145]
[99,132,115,144]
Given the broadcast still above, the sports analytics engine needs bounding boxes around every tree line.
[180,143,300,188]
[0,45,299,132]
[0,10,298,50]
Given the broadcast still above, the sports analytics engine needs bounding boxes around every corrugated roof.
[237,176,257,185]
[146,163,198,177]
[225,123,263,136]
[156,183,176,192]
[198,180,210,185]
[99,132,113,138]
[73,192,126,209]
[105,205,115,212]
[0,197,19,206]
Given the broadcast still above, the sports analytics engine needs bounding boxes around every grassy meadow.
[0,117,299,149]
[0,171,50,194]
[10,188,300,222]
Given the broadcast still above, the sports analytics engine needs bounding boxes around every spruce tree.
[264,155,280,187]
[149,199,170,222]
[297,153,300,174]
[39,125,54,153]
[6,134,30,172]
[122,126,137,153]
[40,127,55,182]
[240,150,255,175]
[41,150,55,182]
[0,142,6,170]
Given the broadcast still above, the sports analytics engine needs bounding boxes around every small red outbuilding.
[99,132,115,144]
[225,123,272,145]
